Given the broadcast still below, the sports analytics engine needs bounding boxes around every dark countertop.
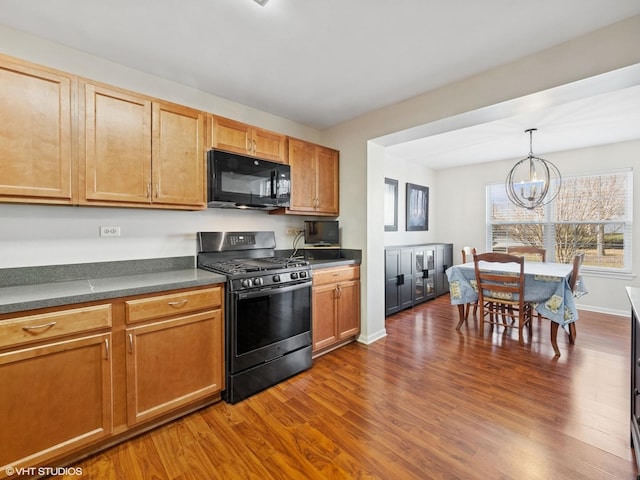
[278,248,361,270]
[308,258,361,269]
[0,252,362,315]
[0,257,226,315]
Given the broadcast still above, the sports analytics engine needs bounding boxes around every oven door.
[227,280,311,374]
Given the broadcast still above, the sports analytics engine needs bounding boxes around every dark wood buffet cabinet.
[385,243,452,316]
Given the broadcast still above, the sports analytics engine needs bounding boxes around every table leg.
[550,322,561,356]
[456,304,465,330]
[568,323,576,344]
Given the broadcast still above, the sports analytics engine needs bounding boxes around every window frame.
[486,168,633,275]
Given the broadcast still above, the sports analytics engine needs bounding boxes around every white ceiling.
[384,79,640,169]
[1,0,640,167]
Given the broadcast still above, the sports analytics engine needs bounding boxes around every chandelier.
[505,128,561,210]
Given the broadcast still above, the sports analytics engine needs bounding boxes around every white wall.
[383,156,437,246]
[0,204,311,268]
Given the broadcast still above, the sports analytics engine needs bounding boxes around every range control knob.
[253,277,264,286]
[241,279,253,288]
[291,272,299,280]
[272,275,281,282]
[299,271,307,278]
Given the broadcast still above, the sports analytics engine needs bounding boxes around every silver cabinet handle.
[104,338,110,360]
[146,182,151,198]
[168,299,188,308]
[128,333,134,353]
[253,139,257,154]
[22,321,57,331]
[246,137,252,153]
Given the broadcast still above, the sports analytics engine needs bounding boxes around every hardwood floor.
[64,296,638,479]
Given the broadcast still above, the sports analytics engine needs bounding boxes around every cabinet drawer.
[313,266,360,286]
[125,286,222,324]
[0,304,112,349]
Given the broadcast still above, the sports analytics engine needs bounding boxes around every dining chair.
[473,252,532,346]
[507,245,547,321]
[507,246,546,262]
[461,247,477,320]
[549,253,585,356]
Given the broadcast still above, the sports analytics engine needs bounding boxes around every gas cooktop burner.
[200,257,308,275]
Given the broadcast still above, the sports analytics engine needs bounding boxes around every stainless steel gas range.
[197,231,312,404]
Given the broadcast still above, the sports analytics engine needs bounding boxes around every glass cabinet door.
[414,249,425,303]
[425,249,435,295]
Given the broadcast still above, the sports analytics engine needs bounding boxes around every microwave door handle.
[270,170,277,199]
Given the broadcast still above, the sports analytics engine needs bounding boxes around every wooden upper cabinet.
[80,81,205,209]
[152,102,205,207]
[315,145,339,215]
[210,115,287,163]
[288,138,317,212]
[0,55,75,204]
[81,83,152,205]
[287,138,339,216]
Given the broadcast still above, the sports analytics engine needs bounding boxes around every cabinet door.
[315,146,339,215]
[424,248,436,300]
[126,310,223,425]
[312,284,338,351]
[385,249,401,316]
[0,333,112,470]
[288,138,317,212]
[252,128,287,163]
[152,102,205,207]
[414,248,427,304]
[399,248,414,310]
[337,280,360,339]
[0,57,74,203]
[82,83,152,204]
[210,116,252,156]
[435,244,453,296]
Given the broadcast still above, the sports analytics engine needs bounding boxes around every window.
[487,169,633,272]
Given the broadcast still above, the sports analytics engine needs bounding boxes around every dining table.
[446,260,587,332]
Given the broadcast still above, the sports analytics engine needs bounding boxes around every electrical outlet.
[99,226,121,237]
[286,227,303,235]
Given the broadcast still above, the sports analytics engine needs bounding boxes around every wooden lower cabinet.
[0,332,112,475]
[312,265,360,356]
[124,286,224,426]
[0,284,224,478]
[125,310,223,425]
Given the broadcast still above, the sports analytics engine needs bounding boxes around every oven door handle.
[236,281,311,300]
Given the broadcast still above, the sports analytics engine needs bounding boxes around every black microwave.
[207,150,291,210]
